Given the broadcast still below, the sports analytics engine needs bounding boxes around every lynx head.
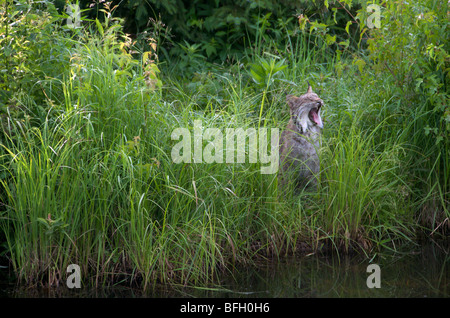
[286,83,323,133]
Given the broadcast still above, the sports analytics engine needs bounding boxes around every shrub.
[359,0,449,234]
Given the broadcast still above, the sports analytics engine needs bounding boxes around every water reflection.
[216,243,448,298]
[1,242,448,298]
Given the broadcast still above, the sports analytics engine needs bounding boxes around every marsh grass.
[0,14,443,290]
[318,111,414,252]
[0,41,287,287]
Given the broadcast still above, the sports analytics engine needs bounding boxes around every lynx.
[279,83,324,191]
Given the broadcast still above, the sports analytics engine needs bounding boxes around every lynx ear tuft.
[306,81,313,94]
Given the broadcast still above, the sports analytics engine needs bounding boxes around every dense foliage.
[77,0,363,62]
[0,0,448,288]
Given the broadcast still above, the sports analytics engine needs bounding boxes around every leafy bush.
[79,0,363,63]
[0,0,91,142]
[358,0,449,233]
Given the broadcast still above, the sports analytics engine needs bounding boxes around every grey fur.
[279,85,324,191]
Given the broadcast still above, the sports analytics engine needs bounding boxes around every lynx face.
[286,87,323,134]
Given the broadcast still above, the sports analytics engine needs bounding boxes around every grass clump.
[318,106,414,252]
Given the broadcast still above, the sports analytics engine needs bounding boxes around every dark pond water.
[1,242,448,298]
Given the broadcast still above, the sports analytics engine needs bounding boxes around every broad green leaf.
[95,19,104,37]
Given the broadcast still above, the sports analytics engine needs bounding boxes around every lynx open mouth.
[308,108,323,128]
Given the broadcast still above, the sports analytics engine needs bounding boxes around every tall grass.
[0,15,438,290]
[0,26,286,287]
[318,111,414,252]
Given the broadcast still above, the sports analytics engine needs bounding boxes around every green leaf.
[339,40,350,48]
[309,21,327,34]
[204,39,217,57]
[332,8,338,24]
[37,217,50,229]
[352,58,366,73]
[325,34,336,45]
[345,21,352,34]
[95,19,104,37]
[250,68,264,85]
